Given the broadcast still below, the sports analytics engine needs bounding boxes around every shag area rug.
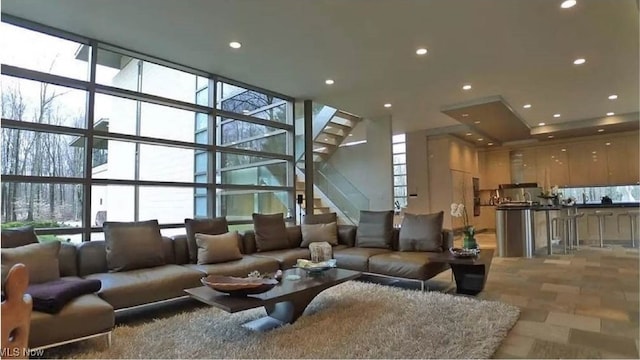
[48,281,519,359]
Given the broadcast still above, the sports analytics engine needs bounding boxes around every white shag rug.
[47,281,519,359]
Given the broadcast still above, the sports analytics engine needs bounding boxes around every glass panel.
[1,76,87,127]
[1,128,84,177]
[560,185,640,204]
[394,197,408,208]
[394,176,407,186]
[217,82,289,123]
[393,165,406,175]
[219,152,287,168]
[95,48,199,104]
[392,134,406,144]
[161,227,186,237]
[91,184,134,224]
[219,161,288,186]
[1,182,83,228]
[393,154,406,165]
[195,152,208,173]
[392,143,406,154]
[94,94,206,143]
[195,113,208,131]
[218,117,287,154]
[195,196,207,217]
[1,22,89,80]
[216,189,290,222]
[228,223,255,232]
[394,187,407,197]
[138,186,197,223]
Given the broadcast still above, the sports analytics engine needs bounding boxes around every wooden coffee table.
[185,268,361,331]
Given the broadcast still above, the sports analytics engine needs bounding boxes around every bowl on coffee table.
[201,275,279,296]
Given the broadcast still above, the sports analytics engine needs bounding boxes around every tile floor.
[444,232,640,359]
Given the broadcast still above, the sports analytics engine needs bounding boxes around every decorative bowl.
[295,259,337,273]
[200,275,279,296]
[449,247,480,258]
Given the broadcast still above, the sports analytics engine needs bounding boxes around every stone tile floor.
[443,232,640,359]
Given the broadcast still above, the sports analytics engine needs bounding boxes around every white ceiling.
[3,0,639,134]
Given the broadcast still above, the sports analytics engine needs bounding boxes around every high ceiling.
[3,0,639,136]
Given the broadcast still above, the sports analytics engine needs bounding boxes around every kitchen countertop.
[496,202,640,210]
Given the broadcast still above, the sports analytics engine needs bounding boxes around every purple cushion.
[27,278,101,314]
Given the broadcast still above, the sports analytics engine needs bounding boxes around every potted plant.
[450,203,477,249]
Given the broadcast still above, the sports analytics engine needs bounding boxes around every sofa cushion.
[1,226,39,248]
[355,210,394,249]
[398,212,444,252]
[77,241,108,277]
[1,242,60,284]
[333,247,392,272]
[252,213,289,252]
[303,212,337,225]
[300,222,338,247]
[58,242,78,277]
[29,292,114,349]
[195,232,243,265]
[27,278,102,314]
[103,220,166,272]
[368,252,450,281]
[85,264,203,309]
[252,248,311,269]
[286,226,303,248]
[337,225,357,247]
[185,217,229,263]
[184,256,280,277]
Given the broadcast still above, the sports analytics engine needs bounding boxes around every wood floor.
[438,232,640,359]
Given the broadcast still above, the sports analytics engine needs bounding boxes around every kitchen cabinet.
[606,140,630,185]
[626,134,640,184]
[480,150,510,189]
[536,145,569,187]
[567,141,608,186]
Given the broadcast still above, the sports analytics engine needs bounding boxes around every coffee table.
[185,268,361,331]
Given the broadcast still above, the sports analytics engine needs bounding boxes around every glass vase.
[463,232,477,249]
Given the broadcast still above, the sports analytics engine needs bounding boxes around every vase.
[463,232,477,249]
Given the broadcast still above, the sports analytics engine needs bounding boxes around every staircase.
[295,105,368,224]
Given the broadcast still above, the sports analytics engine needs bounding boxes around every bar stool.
[617,210,640,248]
[572,212,585,249]
[554,214,572,254]
[588,211,613,248]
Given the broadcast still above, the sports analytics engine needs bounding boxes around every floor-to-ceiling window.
[0,15,295,241]
[392,133,407,209]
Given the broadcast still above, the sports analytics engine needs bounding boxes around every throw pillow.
[103,220,165,272]
[1,226,39,248]
[185,217,229,263]
[27,278,102,314]
[398,212,444,252]
[252,213,289,252]
[300,222,339,247]
[195,232,243,265]
[356,210,394,249]
[303,213,337,225]
[1,242,61,284]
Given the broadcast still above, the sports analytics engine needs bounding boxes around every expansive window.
[1,16,295,242]
[392,134,407,209]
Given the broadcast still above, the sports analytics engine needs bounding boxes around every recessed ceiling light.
[606,112,615,116]
[384,103,392,108]
[416,48,428,55]
[466,133,473,136]
[462,84,472,91]
[561,148,567,152]
[523,104,532,109]
[592,151,597,154]
[605,142,611,146]
[561,0,577,9]
[461,113,469,117]
[597,129,604,133]
[229,41,242,49]
[548,135,554,139]
[538,122,546,126]
[551,155,555,159]
[553,114,561,118]
[488,142,494,146]
[325,79,335,85]
[474,120,481,124]
[324,138,328,141]
[348,134,353,137]
[573,58,586,65]
[477,138,484,141]
[608,94,618,100]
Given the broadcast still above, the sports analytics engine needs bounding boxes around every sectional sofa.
[1,211,453,351]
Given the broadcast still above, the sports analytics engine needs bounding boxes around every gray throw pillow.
[195,232,243,265]
[252,213,290,252]
[1,226,39,248]
[303,213,337,225]
[103,220,165,272]
[1,242,61,284]
[300,222,339,247]
[356,210,394,249]
[185,217,229,263]
[398,212,444,252]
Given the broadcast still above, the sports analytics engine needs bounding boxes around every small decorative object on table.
[295,259,337,273]
[201,273,279,297]
[309,241,333,262]
[451,202,477,249]
[449,247,481,258]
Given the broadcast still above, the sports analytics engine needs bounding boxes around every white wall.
[327,116,393,210]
